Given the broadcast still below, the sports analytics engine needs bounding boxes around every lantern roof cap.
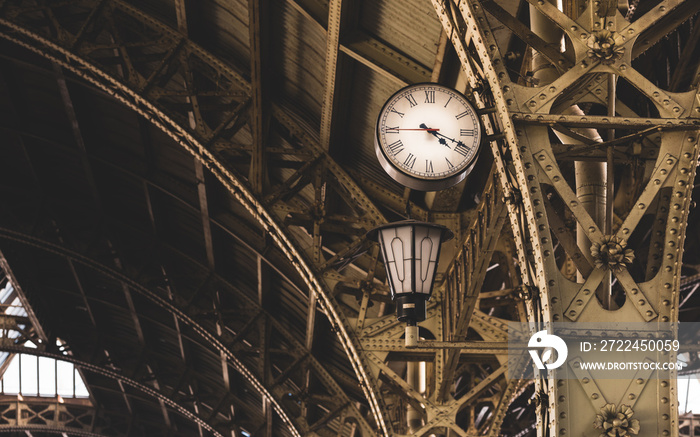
[366,220,454,243]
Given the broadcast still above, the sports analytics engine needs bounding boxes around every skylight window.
[0,350,89,398]
[0,277,89,399]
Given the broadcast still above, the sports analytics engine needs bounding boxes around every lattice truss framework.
[431,0,700,436]
[0,0,697,436]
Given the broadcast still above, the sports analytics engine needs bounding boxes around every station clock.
[374,83,483,191]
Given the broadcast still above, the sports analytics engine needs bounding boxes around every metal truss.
[0,265,222,437]
[0,423,108,437]
[0,345,224,437]
[0,49,376,435]
[0,1,393,433]
[0,398,213,437]
[431,0,700,436]
[0,222,377,436]
[347,169,533,436]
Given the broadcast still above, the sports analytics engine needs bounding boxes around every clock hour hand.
[420,123,451,148]
[419,123,437,135]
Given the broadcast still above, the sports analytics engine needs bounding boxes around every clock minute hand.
[433,131,459,144]
[434,132,471,153]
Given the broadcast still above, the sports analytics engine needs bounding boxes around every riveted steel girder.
[432,0,700,436]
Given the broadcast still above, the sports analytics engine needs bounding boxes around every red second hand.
[395,128,439,131]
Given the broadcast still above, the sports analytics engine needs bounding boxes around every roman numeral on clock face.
[424,90,435,104]
[404,153,416,169]
[388,139,404,155]
[405,94,418,107]
[455,110,469,120]
[384,126,399,134]
[426,160,434,173]
[445,157,455,169]
[455,143,470,157]
[460,129,475,136]
[390,108,405,118]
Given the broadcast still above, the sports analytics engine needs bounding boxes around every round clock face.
[375,83,482,191]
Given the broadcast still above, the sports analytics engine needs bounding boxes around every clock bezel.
[374,83,483,191]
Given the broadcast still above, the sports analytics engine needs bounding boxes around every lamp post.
[367,220,454,347]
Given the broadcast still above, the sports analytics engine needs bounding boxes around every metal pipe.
[405,324,418,347]
[606,73,616,235]
[565,106,607,278]
[530,0,609,300]
[406,361,422,432]
[606,73,617,308]
[529,1,561,86]
[405,324,422,432]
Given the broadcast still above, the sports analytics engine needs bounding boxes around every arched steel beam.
[0,226,375,436]
[0,71,374,433]
[0,226,296,434]
[0,3,388,433]
[0,208,375,434]
[0,345,224,437]
[0,104,376,432]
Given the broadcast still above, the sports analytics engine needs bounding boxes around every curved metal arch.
[0,3,389,433]
[0,105,377,433]
[0,226,299,435]
[96,210,377,435]
[0,171,376,437]
[0,73,376,435]
[0,345,224,437]
[0,225,375,436]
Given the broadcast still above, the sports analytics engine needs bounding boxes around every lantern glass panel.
[378,225,413,295]
[376,223,446,298]
[415,226,442,294]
